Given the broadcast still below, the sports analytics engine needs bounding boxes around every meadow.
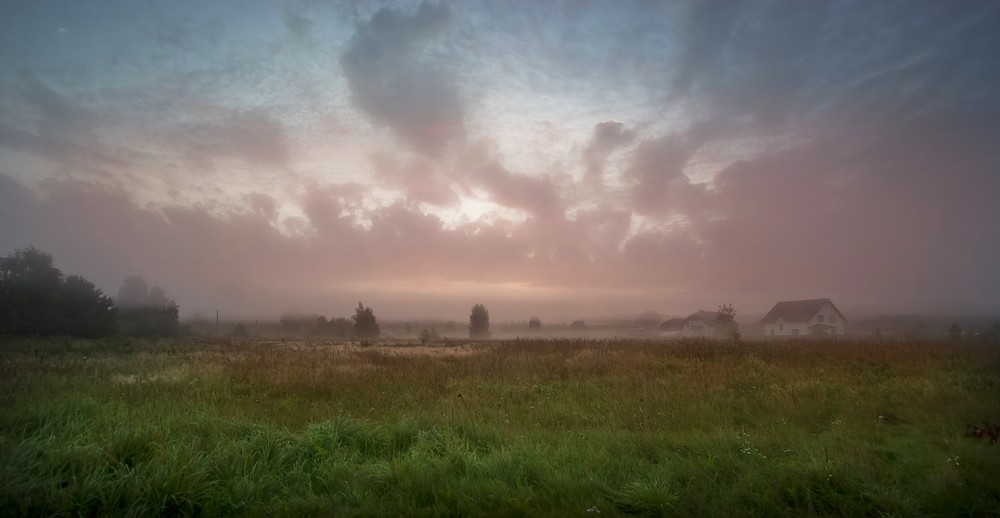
[1,336,998,516]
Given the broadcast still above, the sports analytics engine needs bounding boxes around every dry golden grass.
[1,336,998,516]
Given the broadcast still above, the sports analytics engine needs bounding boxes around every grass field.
[1,337,998,516]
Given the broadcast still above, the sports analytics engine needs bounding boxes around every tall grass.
[1,337,998,515]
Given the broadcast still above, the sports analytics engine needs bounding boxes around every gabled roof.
[659,318,686,331]
[686,310,719,323]
[685,310,728,329]
[760,298,847,324]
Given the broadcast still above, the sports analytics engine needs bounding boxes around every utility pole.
[216,309,219,337]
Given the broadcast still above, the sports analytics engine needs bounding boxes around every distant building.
[761,298,847,337]
[682,310,725,338]
[658,318,686,337]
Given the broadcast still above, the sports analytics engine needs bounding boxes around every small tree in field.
[717,303,739,340]
[528,316,541,331]
[353,302,380,339]
[469,303,490,339]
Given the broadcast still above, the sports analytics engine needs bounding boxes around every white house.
[682,310,728,338]
[761,298,847,337]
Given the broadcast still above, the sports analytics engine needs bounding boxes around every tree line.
[274,302,495,341]
[0,247,499,341]
[0,247,179,338]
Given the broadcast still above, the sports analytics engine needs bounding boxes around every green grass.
[1,337,998,516]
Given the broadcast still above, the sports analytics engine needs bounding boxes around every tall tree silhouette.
[0,247,115,337]
[469,303,490,339]
[352,302,380,339]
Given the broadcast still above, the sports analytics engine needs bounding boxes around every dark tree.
[352,302,380,339]
[469,303,490,339]
[570,319,587,330]
[115,276,179,337]
[717,304,736,327]
[330,317,353,338]
[309,315,330,336]
[0,248,116,337]
[56,275,116,337]
[528,316,541,331]
[717,304,739,340]
[0,247,62,335]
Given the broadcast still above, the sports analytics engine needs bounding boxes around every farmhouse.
[658,318,686,337]
[681,310,729,338]
[761,298,847,337]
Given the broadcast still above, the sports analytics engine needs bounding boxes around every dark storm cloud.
[340,1,464,157]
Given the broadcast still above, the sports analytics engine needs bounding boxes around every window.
[792,329,800,336]
[817,315,825,323]
[770,329,775,335]
[779,323,784,331]
[830,315,836,322]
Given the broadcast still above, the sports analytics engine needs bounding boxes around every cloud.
[582,121,634,184]
[371,154,458,207]
[625,133,707,216]
[167,109,291,171]
[283,4,314,39]
[470,159,563,221]
[17,73,94,134]
[0,75,130,174]
[340,1,463,157]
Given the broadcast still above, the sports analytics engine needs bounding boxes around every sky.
[1,0,999,322]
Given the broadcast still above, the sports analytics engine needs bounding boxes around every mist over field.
[3,4,1000,513]
[1,1,998,324]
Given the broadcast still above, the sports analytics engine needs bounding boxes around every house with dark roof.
[681,310,731,338]
[760,298,847,337]
[658,318,687,337]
